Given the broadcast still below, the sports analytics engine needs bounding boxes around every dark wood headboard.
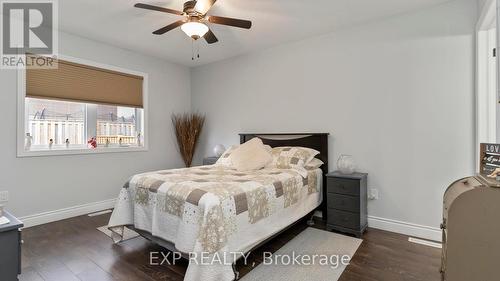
[239,133,329,175]
[240,133,330,220]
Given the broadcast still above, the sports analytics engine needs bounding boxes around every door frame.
[476,0,497,171]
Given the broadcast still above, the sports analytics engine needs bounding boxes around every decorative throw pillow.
[305,158,324,169]
[215,144,272,167]
[268,147,320,176]
[230,138,272,171]
[215,145,238,166]
[264,145,272,153]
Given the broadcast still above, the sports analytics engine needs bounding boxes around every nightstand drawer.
[203,157,219,165]
[328,178,360,196]
[328,209,360,230]
[327,193,359,213]
[0,211,23,280]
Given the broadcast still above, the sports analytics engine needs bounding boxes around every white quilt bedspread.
[108,165,322,281]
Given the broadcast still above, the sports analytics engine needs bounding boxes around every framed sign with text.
[478,143,500,187]
[480,143,500,176]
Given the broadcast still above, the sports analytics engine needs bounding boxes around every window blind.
[26,55,144,108]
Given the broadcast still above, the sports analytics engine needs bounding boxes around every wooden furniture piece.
[441,176,500,281]
[131,133,330,264]
[203,156,219,165]
[0,211,23,281]
[325,171,367,238]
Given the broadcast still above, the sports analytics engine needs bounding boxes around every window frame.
[17,54,149,157]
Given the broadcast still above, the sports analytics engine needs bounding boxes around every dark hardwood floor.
[18,213,441,281]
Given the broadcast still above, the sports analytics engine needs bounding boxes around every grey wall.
[191,0,477,230]
[0,31,191,217]
[478,0,490,16]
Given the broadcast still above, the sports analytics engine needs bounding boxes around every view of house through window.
[25,97,144,151]
[26,98,85,147]
[96,104,142,146]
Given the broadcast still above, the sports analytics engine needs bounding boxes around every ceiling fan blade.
[204,29,218,44]
[152,20,185,35]
[134,3,184,16]
[194,0,217,15]
[208,16,252,29]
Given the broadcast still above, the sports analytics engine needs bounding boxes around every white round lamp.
[181,22,209,39]
[213,144,226,157]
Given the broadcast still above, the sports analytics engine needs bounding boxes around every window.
[18,55,147,156]
[24,98,144,151]
[96,104,144,147]
[26,98,85,148]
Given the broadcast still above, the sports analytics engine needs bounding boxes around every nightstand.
[203,156,219,165]
[0,211,23,280]
[326,171,367,238]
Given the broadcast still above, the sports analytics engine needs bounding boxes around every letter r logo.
[1,1,54,55]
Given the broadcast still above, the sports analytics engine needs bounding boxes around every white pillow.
[215,144,271,167]
[264,145,272,152]
[230,138,272,171]
[305,158,324,169]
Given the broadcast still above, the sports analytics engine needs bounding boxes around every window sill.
[17,145,148,158]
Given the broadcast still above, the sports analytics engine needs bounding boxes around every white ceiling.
[58,0,452,67]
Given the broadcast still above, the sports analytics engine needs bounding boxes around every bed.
[108,133,329,281]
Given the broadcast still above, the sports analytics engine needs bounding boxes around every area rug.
[97,225,140,241]
[240,228,362,281]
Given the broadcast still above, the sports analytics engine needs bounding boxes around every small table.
[325,171,368,238]
[0,211,23,280]
[203,156,220,165]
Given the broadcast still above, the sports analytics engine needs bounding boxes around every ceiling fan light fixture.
[181,21,209,39]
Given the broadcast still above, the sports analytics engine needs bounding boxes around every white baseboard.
[368,215,442,242]
[314,212,441,241]
[20,198,117,228]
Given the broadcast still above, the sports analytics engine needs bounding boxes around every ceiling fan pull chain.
[191,39,194,60]
[197,40,200,59]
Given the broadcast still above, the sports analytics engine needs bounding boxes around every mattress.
[108,164,323,281]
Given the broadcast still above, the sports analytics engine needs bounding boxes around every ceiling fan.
[134,0,252,44]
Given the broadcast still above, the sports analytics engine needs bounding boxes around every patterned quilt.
[108,164,322,281]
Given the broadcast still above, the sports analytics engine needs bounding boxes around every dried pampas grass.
[172,113,205,167]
